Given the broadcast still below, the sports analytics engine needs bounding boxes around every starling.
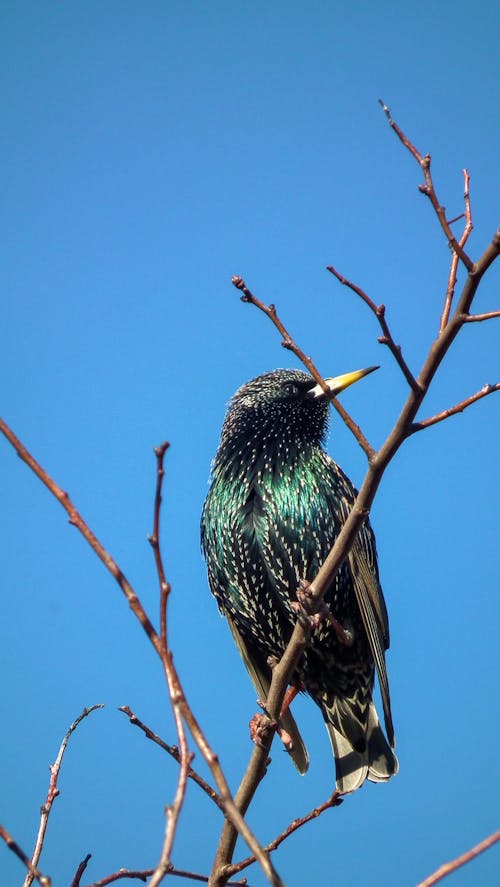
[201,368,398,792]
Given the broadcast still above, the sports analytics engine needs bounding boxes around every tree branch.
[226,792,342,877]
[82,868,247,887]
[326,264,420,392]
[378,99,474,270]
[0,825,51,887]
[232,275,376,459]
[410,383,500,433]
[148,442,172,646]
[464,310,500,322]
[146,442,192,887]
[118,706,224,810]
[0,418,162,654]
[415,829,500,887]
[22,705,104,887]
[440,169,473,330]
[70,854,92,887]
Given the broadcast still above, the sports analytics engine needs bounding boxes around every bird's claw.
[278,725,293,753]
[293,582,354,646]
[250,693,298,756]
[249,712,276,748]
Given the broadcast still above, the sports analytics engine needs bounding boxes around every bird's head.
[220,366,378,451]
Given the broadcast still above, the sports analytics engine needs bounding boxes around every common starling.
[201,368,398,792]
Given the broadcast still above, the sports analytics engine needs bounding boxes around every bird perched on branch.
[201,367,398,792]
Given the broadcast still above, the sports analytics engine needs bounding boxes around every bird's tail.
[323,698,398,793]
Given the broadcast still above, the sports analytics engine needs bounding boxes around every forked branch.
[378,99,474,271]
[22,705,104,887]
[0,826,50,887]
[411,383,500,433]
[118,706,224,810]
[225,792,342,878]
[326,264,420,391]
[440,169,473,330]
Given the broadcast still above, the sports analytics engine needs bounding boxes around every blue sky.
[1,2,499,885]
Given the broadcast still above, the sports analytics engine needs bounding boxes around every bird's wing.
[225,611,309,774]
[348,529,395,746]
[326,459,394,746]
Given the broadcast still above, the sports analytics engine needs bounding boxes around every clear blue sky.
[1,3,499,885]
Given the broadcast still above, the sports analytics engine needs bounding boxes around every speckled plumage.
[201,369,398,791]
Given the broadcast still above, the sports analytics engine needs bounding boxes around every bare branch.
[84,871,152,886]
[70,854,92,887]
[22,705,104,887]
[379,99,474,270]
[148,442,171,645]
[227,792,343,876]
[440,170,473,330]
[410,383,500,433]
[0,825,51,887]
[0,418,162,654]
[147,715,193,887]
[118,706,223,810]
[459,229,500,315]
[146,445,202,887]
[168,870,247,886]
[465,310,500,322]
[82,868,247,887]
[326,264,420,392]
[415,830,500,887]
[232,275,376,459]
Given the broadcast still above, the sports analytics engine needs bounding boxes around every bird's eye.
[283,382,300,396]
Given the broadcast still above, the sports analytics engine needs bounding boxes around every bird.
[200,367,398,792]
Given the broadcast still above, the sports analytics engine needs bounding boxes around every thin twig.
[232,275,376,459]
[0,418,162,654]
[465,310,500,322]
[147,444,194,887]
[70,854,92,887]
[22,705,104,887]
[410,383,500,433]
[82,868,247,887]
[148,442,171,645]
[440,170,473,330]
[84,872,152,886]
[415,829,500,887]
[378,99,474,271]
[227,792,342,876]
[0,825,51,887]
[147,707,193,887]
[118,706,224,810]
[166,869,247,885]
[326,264,420,392]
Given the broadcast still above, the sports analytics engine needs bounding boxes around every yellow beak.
[309,366,379,398]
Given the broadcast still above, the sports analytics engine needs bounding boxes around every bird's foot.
[252,685,301,756]
[277,725,294,754]
[249,712,276,749]
[293,581,354,646]
[280,683,300,717]
[321,609,355,647]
